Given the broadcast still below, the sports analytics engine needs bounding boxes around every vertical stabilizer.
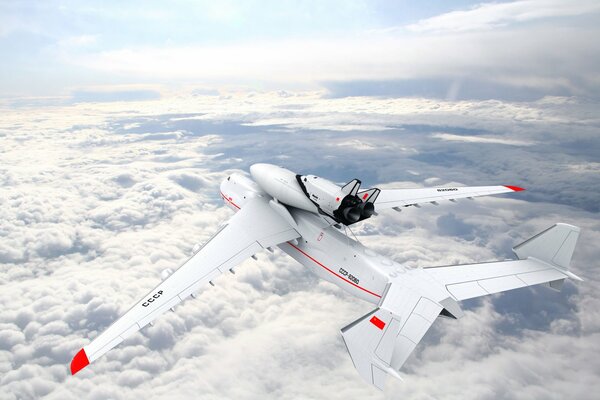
[513,223,581,275]
[341,179,361,196]
[341,285,443,390]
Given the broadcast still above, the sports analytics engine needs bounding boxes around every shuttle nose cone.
[250,163,275,183]
[249,163,317,212]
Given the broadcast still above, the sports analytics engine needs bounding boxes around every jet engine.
[297,174,379,225]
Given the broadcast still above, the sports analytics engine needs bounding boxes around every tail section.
[341,285,448,390]
[513,223,582,281]
[342,223,583,390]
[357,188,380,203]
[341,179,361,196]
[341,308,403,390]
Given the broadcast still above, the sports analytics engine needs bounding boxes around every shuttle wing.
[70,197,299,375]
[376,185,524,211]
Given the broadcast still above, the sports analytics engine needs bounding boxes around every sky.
[1,1,600,399]
[2,0,600,100]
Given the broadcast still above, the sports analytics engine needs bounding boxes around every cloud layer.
[0,89,599,399]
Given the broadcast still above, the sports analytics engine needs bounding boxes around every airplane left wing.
[70,196,299,375]
[376,185,524,211]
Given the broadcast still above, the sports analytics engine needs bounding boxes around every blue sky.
[2,1,474,48]
[2,0,599,99]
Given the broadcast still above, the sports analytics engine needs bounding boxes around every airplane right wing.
[375,185,524,211]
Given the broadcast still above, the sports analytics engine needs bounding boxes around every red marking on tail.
[504,185,525,192]
[362,193,369,200]
[370,315,386,330]
[70,348,89,375]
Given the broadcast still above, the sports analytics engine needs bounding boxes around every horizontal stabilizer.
[341,222,582,390]
[425,223,582,301]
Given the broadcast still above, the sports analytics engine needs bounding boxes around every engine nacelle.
[161,268,174,281]
[191,242,202,255]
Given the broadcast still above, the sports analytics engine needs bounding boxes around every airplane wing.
[70,196,299,375]
[341,223,581,390]
[375,185,524,211]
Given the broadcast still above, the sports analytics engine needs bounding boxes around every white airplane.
[71,163,582,389]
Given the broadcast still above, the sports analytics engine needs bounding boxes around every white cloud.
[432,133,535,146]
[0,90,599,399]
[568,162,600,174]
[57,35,98,49]
[60,18,600,98]
[406,0,600,33]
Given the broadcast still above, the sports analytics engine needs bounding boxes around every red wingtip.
[504,185,525,192]
[71,348,90,375]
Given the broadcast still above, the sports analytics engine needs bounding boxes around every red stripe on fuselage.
[220,192,380,298]
[220,191,240,209]
[287,242,382,299]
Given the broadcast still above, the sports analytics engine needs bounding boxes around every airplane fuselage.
[220,172,394,304]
